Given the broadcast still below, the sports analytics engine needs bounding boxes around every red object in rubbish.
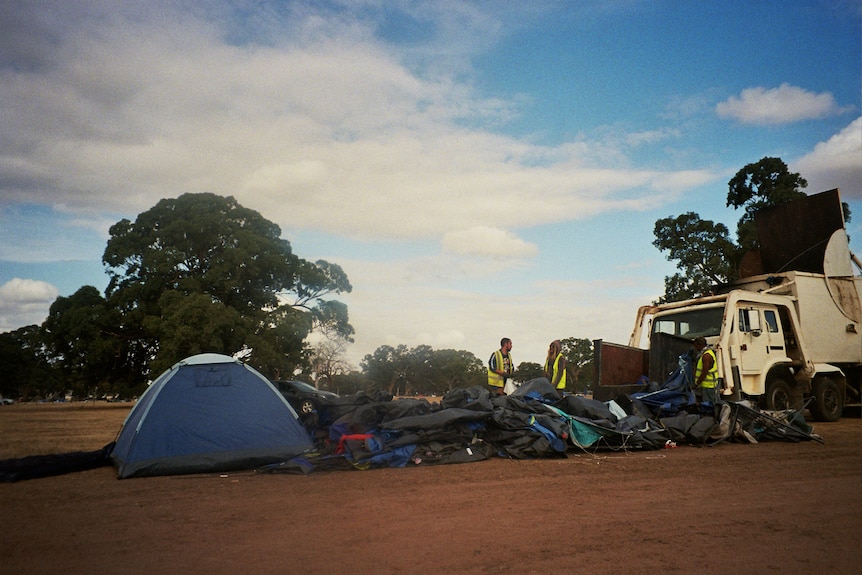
[664,440,677,449]
[335,433,374,454]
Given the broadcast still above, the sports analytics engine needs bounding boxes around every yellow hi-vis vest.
[695,348,718,389]
[545,353,567,390]
[487,349,512,388]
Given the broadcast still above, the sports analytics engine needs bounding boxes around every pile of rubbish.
[263,358,822,475]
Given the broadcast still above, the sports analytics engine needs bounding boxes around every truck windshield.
[652,307,724,340]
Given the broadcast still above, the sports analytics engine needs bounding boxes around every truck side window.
[738,309,750,332]
[764,310,779,333]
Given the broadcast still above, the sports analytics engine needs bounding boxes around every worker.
[544,339,567,395]
[487,338,514,396]
[693,336,718,405]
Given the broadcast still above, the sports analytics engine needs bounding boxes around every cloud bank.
[717,83,851,125]
[0,2,712,245]
[0,279,59,331]
[793,116,862,199]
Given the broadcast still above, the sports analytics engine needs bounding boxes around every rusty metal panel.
[592,339,649,402]
[754,189,845,274]
[648,332,695,383]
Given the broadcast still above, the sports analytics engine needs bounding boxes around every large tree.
[361,344,411,395]
[654,157,811,303]
[652,213,737,302]
[102,193,352,380]
[514,361,544,382]
[427,348,485,393]
[727,156,808,251]
[41,286,131,398]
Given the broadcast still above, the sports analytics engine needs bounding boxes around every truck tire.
[763,378,795,411]
[810,377,844,422]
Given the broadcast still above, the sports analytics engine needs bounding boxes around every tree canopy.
[101,193,353,380]
[727,157,808,252]
[652,213,737,302]
[360,344,485,396]
[0,192,357,400]
[41,286,128,398]
[0,326,58,401]
[653,157,813,303]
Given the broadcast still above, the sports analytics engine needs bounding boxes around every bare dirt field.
[1,402,860,575]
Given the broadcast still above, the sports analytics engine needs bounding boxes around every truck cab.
[640,293,811,404]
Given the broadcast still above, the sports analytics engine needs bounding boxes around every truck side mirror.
[746,308,762,337]
[739,308,762,336]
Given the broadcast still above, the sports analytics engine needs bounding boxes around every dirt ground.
[1,402,860,575]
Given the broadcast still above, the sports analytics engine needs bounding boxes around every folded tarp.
[381,407,492,431]
[0,442,114,482]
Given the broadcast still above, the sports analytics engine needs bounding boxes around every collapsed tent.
[110,353,312,478]
[262,366,823,474]
[0,443,114,483]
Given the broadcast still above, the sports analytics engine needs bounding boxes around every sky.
[1,0,860,371]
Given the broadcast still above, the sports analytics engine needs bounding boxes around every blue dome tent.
[110,353,312,478]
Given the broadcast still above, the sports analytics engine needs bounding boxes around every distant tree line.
[329,337,596,398]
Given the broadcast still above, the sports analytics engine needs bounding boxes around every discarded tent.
[110,353,312,478]
[263,367,825,474]
[0,443,114,483]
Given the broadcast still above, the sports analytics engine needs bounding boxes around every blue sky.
[1,0,860,369]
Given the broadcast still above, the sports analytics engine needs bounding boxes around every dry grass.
[0,402,133,459]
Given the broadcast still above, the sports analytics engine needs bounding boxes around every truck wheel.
[810,377,843,422]
[763,378,794,411]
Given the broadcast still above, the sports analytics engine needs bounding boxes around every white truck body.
[594,189,860,421]
[624,265,861,420]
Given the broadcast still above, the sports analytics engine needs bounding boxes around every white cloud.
[716,84,850,125]
[792,116,862,199]
[0,2,716,245]
[442,227,538,258]
[0,278,58,331]
[662,92,714,120]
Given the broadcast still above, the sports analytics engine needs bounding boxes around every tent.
[110,353,312,478]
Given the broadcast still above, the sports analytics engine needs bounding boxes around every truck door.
[736,306,784,377]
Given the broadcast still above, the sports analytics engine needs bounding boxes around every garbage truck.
[593,189,861,421]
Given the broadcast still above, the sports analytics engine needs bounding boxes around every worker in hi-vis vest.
[488,338,514,396]
[693,336,718,405]
[544,339,567,395]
